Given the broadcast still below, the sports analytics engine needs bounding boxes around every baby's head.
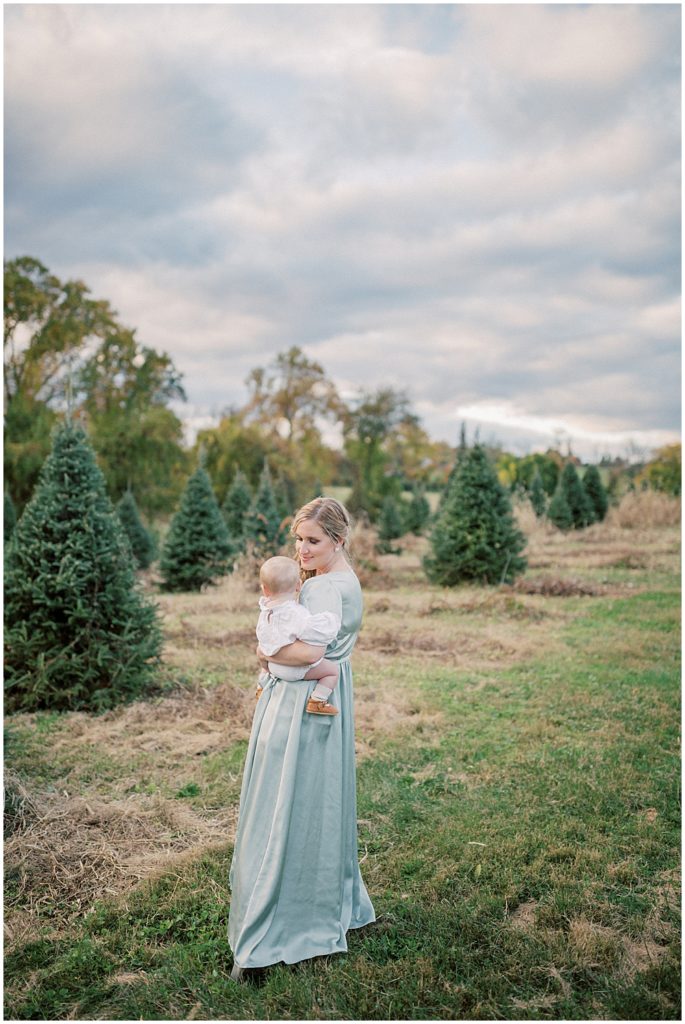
[259,556,301,598]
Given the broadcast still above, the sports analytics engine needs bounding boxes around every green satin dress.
[228,570,376,968]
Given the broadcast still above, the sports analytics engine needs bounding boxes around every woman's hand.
[256,645,269,670]
[269,640,325,665]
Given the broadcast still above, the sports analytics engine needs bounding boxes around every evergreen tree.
[560,462,595,528]
[404,485,432,535]
[530,470,547,518]
[437,424,468,515]
[116,490,155,569]
[4,491,17,543]
[273,471,292,521]
[377,495,405,554]
[221,469,253,557]
[243,460,287,557]
[548,483,574,531]
[424,444,526,586]
[160,464,232,591]
[582,464,608,522]
[4,420,162,713]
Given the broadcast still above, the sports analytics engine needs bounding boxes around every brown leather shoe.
[255,685,263,702]
[306,698,339,716]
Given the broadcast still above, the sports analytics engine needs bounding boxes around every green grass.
[4,567,680,1019]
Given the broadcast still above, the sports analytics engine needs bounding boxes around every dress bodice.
[299,571,363,662]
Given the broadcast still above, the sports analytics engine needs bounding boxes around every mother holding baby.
[228,496,376,979]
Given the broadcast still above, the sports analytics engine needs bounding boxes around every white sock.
[311,683,333,702]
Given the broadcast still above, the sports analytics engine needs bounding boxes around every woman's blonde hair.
[291,496,353,581]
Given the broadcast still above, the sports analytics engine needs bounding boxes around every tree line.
[4,259,680,718]
[8,257,677,535]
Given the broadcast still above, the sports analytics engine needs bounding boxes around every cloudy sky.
[5,2,681,460]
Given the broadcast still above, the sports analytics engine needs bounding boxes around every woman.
[228,497,376,979]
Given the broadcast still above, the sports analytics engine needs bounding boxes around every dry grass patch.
[50,680,253,767]
[4,776,237,943]
[353,681,444,762]
[508,899,539,930]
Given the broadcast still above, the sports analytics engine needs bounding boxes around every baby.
[255,555,341,716]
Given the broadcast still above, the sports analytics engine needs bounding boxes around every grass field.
[4,494,681,1020]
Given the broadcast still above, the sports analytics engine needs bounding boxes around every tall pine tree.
[160,464,232,591]
[530,470,547,518]
[548,484,574,531]
[560,462,595,529]
[404,485,432,535]
[243,460,287,557]
[582,464,608,522]
[376,495,405,554]
[117,490,155,569]
[424,444,526,586]
[4,421,162,712]
[4,491,17,543]
[221,468,253,557]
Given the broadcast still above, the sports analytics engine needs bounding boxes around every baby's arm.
[297,609,341,647]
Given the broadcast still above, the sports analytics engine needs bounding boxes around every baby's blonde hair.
[259,556,301,594]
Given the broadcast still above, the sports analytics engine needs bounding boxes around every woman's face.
[294,518,338,573]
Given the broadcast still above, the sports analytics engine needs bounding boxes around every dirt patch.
[509,898,538,930]
[511,577,605,597]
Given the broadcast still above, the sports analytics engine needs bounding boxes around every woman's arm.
[260,640,326,665]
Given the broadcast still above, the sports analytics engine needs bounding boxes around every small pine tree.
[4,420,162,713]
[243,460,287,557]
[404,486,432,535]
[376,495,405,554]
[160,464,233,591]
[530,471,547,518]
[221,469,253,557]
[4,491,17,543]
[582,464,608,522]
[548,484,574,531]
[117,490,155,569]
[560,462,595,529]
[424,444,527,586]
[273,471,292,521]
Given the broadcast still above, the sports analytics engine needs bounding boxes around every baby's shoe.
[256,670,269,701]
[305,697,339,716]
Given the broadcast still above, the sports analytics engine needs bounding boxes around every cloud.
[4,3,680,461]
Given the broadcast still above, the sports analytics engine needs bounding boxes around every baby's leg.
[304,658,339,705]
[304,658,338,692]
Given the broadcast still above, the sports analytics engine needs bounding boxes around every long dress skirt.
[227,656,376,967]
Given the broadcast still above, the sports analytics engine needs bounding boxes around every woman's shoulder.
[302,570,360,593]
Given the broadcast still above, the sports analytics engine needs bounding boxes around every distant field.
[4,494,680,1020]
[323,484,441,513]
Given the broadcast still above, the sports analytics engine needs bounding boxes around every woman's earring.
[335,546,340,551]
